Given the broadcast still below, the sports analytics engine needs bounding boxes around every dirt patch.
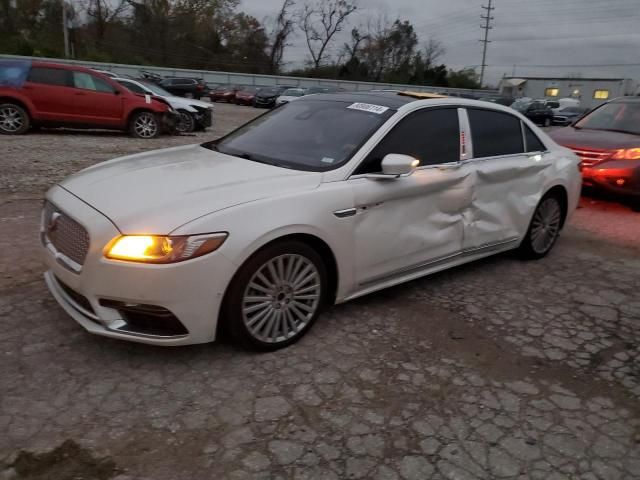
[4,440,121,480]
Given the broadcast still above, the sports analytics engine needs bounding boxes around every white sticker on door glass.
[347,103,389,114]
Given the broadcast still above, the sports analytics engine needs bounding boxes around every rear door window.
[356,107,460,174]
[468,109,524,158]
[27,67,70,87]
[523,124,546,152]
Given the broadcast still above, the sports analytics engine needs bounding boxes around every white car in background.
[115,78,213,133]
[275,87,307,106]
[41,92,580,351]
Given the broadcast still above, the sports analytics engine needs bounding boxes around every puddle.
[4,440,121,480]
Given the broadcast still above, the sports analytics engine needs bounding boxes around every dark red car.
[234,86,260,106]
[550,97,640,199]
[210,85,240,103]
[0,60,176,138]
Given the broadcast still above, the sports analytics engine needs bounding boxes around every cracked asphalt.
[1,103,639,480]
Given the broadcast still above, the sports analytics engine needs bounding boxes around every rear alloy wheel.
[130,111,160,139]
[0,103,30,135]
[176,110,195,133]
[224,241,327,351]
[519,194,563,259]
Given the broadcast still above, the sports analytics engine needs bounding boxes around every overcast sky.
[241,0,640,86]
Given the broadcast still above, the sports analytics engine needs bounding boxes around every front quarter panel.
[172,180,358,302]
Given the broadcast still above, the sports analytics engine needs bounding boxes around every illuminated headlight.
[105,233,227,263]
[611,148,640,160]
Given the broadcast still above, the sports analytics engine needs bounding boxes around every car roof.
[299,91,416,109]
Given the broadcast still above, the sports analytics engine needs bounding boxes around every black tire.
[518,193,564,259]
[0,103,30,135]
[176,110,195,133]
[223,240,328,351]
[129,111,160,139]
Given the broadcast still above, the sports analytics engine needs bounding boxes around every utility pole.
[62,0,71,58]
[479,0,494,87]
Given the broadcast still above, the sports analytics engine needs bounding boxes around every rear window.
[0,60,30,87]
[27,67,69,87]
[468,109,524,157]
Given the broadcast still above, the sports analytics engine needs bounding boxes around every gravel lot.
[1,103,639,480]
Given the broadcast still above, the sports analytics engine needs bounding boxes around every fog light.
[616,178,626,186]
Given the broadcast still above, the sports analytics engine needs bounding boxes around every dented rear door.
[462,108,552,251]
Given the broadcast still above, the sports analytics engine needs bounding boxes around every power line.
[479,0,494,87]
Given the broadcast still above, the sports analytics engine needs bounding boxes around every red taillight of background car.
[197,84,204,90]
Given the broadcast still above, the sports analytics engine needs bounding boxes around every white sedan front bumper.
[41,186,237,346]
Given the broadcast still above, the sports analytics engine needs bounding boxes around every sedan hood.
[550,127,640,150]
[164,96,211,110]
[59,144,322,234]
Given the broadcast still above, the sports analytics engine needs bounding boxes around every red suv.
[0,60,177,138]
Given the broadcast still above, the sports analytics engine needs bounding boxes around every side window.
[121,81,145,94]
[523,124,546,152]
[72,72,116,93]
[468,109,524,158]
[27,67,69,87]
[355,108,460,174]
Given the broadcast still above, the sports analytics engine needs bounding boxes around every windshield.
[574,102,640,135]
[283,88,305,97]
[206,99,394,172]
[260,87,287,96]
[511,102,529,112]
[140,81,172,97]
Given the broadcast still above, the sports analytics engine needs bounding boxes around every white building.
[499,76,639,109]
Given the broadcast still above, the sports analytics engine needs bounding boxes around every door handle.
[333,208,357,218]
[73,92,86,96]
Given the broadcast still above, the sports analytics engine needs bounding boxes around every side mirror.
[364,154,419,180]
[382,154,419,176]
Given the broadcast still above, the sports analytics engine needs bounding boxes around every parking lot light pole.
[62,0,71,58]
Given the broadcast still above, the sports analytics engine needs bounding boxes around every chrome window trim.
[346,104,463,178]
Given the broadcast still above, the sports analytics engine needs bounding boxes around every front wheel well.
[126,108,156,126]
[0,97,31,118]
[244,234,339,305]
[544,185,569,228]
[216,233,339,341]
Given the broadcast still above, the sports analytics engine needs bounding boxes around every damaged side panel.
[349,167,473,285]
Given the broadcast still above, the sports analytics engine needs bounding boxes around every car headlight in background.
[610,148,640,160]
[105,233,227,263]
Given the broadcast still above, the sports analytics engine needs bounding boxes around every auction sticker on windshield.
[347,103,389,114]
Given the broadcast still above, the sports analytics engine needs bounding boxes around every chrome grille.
[570,148,612,168]
[42,202,90,267]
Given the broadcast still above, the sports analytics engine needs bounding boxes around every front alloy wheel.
[131,111,159,139]
[519,194,563,259]
[225,241,327,350]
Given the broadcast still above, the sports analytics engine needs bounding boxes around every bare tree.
[267,0,295,73]
[86,0,128,40]
[423,38,445,66]
[343,27,368,63]
[299,0,357,69]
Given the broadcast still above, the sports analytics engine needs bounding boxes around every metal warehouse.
[499,76,639,109]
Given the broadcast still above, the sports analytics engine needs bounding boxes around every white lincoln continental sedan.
[41,92,581,350]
